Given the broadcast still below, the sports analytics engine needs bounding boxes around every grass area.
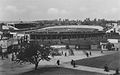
[18,67,105,75]
[75,51,120,70]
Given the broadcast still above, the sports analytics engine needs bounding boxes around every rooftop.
[25,25,104,33]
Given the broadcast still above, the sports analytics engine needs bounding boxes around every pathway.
[61,63,115,75]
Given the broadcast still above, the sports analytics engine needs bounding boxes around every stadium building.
[26,25,106,50]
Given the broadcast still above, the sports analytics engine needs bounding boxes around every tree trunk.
[35,62,39,70]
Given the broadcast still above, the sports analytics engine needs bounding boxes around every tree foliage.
[7,44,20,54]
[106,42,114,50]
[7,43,53,70]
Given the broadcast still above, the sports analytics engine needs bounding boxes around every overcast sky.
[0,0,120,21]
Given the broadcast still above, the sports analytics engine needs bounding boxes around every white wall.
[100,42,107,50]
[91,45,98,50]
[108,39,118,43]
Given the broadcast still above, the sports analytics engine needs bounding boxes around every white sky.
[0,0,120,21]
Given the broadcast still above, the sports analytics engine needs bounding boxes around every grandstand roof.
[42,25,103,30]
[36,25,103,32]
[24,25,104,34]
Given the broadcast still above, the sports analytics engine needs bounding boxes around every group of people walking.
[57,59,76,68]
[71,59,76,67]
[104,64,119,74]
[84,51,92,57]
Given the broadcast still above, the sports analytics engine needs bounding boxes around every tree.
[7,44,20,54]
[106,42,114,50]
[6,43,53,70]
[66,45,70,49]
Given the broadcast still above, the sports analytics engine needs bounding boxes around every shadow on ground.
[18,66,105,75]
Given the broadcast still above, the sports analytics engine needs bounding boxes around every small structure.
[100,40,108,51]
[108,39,119,51]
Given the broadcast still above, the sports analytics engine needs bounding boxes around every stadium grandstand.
[26,25,106,50]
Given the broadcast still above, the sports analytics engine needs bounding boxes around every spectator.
[61,51,63,55]
[115,68,119,75]
[89,51,92,56]
[57,60,60,65]
[117,48,119,51]
[86,52,89,57]
[101,50,103,53]
[51,53,54,58]
[71,59,74,66]
[11,54,14,61]
[73,60,76,68]
[65,52,67,56]
[1,53,4,60]
[104,64,109,72]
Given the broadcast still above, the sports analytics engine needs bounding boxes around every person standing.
[104,64,109,72]
[1,53,4,60]
[89,51,92,56]
[71,59,74,66]
[65,52,67,56]
[11,54,14,61]
[57,60,60,65]
[117,48,119,51]
[115,68,119,74]
[61,51,63,55]
[86,52,89,57]
[73,60,76,68]
[101,50,103,53]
